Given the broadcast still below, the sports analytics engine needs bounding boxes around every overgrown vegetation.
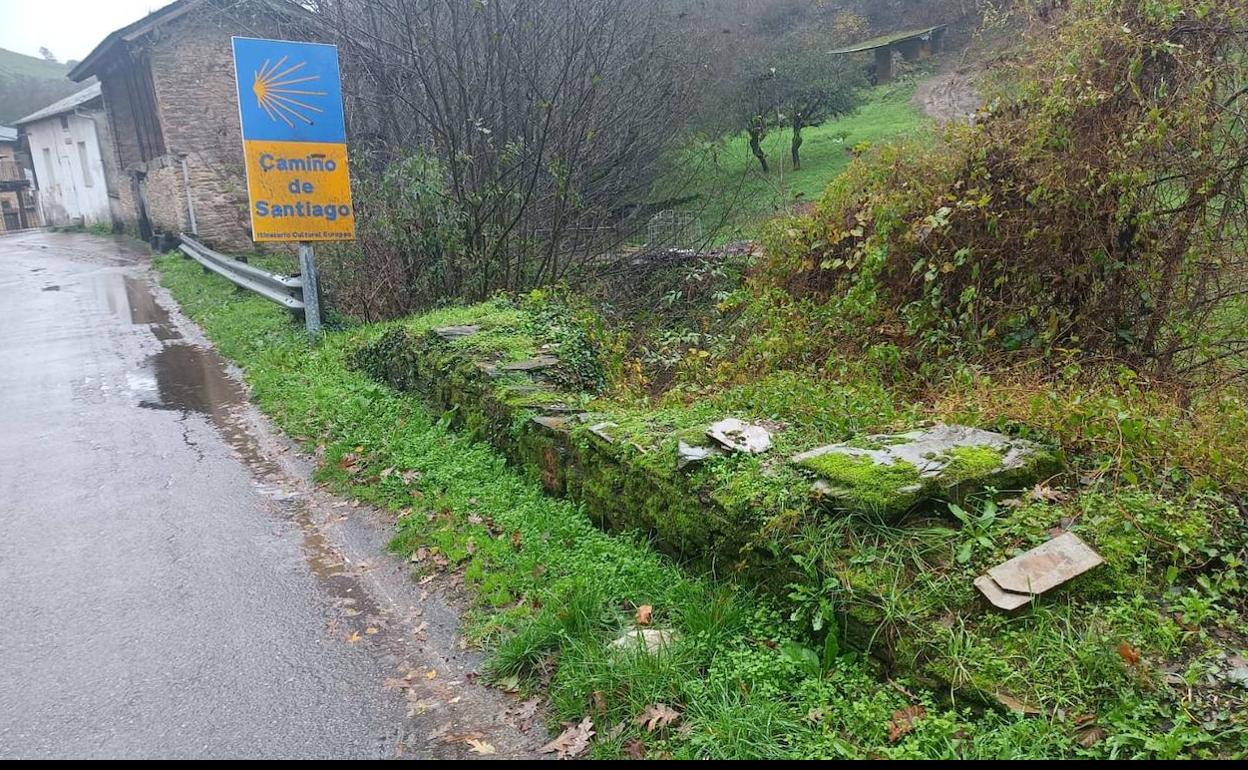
[157,250,1248,758]
[758,0,1248,378]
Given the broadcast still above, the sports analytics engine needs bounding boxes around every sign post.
[231,37,355,340]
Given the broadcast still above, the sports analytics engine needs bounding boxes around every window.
[77,142,93,187]
[59,115,69,130]
[41,147,52,182]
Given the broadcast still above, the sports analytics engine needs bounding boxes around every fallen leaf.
[625,738,646,759]
[1028,484,1068,504]
[635,604,653,626]
[1076,725,1106,748]
[366,627,379,635]
[888,705,926,743]
[540,716,595,759]
[592,690,608,715]
[347,631,362,644]
[497,674,522,693]
[994,692,1041,715]
[1117,642,1142,668]
[426,669,438,680]
[635,703,680,733]
[465,738,496,755]
[508,697,541,731]
[511,530,523,549]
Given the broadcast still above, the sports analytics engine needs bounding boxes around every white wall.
[26,111,113,228]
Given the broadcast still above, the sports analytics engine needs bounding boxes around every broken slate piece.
[500,355,559,372]
[588,422,618,444]
[677,441,725,470]
[532,415,571,433]
[976,532,1104,610]
[432,324,481,339]
[610,628,679,655]
[706,418,773,454]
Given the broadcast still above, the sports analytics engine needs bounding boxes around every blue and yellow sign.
[232,37,354,242]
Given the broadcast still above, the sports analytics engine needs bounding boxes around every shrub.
[759,0,1248,379]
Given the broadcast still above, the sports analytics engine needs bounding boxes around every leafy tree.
[771,54,866,170]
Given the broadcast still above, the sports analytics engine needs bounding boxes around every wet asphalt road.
[0,232,538,759]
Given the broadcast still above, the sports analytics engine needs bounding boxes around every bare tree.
[311,0,693,309]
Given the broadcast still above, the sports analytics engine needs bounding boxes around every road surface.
[0,231,537,759]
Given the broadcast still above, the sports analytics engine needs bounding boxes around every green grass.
[0,48,79,125]
[155,251,1248,759]
[0,47,70,80]
[668,80,931,242]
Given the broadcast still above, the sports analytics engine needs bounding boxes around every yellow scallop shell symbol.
[252,56,328,128]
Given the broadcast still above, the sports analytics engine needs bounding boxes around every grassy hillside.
[669,80,931,242]
[0,48,80,125]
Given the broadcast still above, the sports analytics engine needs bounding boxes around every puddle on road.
[94,272,178,340]
[121,274,386,626]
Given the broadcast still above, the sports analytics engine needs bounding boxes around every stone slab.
[432,324,482,339]
[500,355,559,372]
[707,418,773,454]
[986,532,1103,597]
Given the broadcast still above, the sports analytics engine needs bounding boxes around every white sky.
[0,0,164,63]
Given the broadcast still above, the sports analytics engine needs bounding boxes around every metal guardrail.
[178,234,305,313]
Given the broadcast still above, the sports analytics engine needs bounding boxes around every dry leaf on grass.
[887,705,927,743]
[540,716,595,759]
[592,690,608,715]
[1076,725,1107,748]
[1117,642,1142,667]
[1028,484,1069,504]
[635,703,680,733]
[625,738,646,759]
[634,604,653,626]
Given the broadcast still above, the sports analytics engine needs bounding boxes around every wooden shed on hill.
[830,25,947,84]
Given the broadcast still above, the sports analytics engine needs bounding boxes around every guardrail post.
[299,242,322,340]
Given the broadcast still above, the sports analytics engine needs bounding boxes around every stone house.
[0,125,40,232]
[16,84,121,229]
[69,0,317,251]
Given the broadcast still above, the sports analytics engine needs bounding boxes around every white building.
[16,84,121,230]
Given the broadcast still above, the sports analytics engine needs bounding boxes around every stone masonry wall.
[98,1,315,251]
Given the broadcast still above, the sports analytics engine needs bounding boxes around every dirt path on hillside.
[912,53,984,124]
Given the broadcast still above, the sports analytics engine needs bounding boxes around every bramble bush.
[757,0,1248,379]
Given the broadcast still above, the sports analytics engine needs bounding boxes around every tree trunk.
[791,115,804,171]
[748,126,769,173]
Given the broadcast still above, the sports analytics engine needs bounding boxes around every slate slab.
[707,418,773,454]
[975,532,1104,610]
[791,424,1060,516]
[501,355,560,372]
[432,324,482,339]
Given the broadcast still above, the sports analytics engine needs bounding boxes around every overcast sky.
[0,0,163,63]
